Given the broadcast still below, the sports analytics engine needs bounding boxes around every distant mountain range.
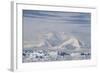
[24,32,84,50]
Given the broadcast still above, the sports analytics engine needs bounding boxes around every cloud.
[23,10,91,24]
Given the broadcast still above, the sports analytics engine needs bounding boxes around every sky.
[23,10,91,48]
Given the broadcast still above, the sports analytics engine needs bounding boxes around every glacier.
[22,32,90,63]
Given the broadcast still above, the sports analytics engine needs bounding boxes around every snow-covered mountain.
[58,35,84,50]
[24,32,83,50]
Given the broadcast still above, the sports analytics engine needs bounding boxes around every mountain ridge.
[24,32,84,50]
